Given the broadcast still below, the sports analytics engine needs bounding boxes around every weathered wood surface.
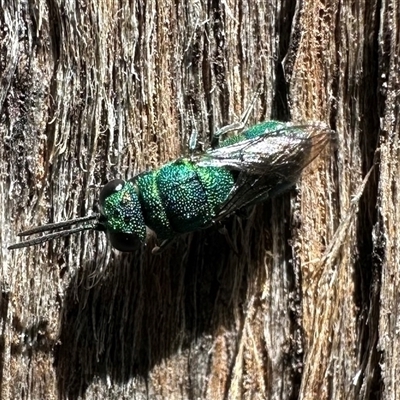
[0,0,398,398]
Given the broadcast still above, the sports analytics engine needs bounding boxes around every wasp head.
[99,179,146,251]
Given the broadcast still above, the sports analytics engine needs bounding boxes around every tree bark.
[0,0,397,398]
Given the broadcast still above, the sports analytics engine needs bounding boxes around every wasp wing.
[196,123,334,220]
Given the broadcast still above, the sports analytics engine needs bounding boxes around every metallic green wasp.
[9,120,333,252]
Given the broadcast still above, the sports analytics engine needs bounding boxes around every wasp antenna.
[17,215,99,237]
[8,225,97,250]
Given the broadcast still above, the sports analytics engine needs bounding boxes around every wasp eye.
[107,232,140,252]
[99,179,125,212]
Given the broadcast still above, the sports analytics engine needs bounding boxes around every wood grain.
[1,0,397,398]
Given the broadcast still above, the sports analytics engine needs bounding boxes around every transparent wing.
[196,123,335,220]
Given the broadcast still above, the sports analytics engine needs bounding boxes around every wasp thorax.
[99,179,146,251]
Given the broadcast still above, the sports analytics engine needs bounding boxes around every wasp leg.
[212,84,262,148]
[217,225,239,256]
[152,239,174,254]
[188,129,198,156]
[212,121,247,148]
[187,106,204,158]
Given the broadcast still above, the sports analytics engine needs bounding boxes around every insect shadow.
[7,118,332,397]
[53,196,297,398]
